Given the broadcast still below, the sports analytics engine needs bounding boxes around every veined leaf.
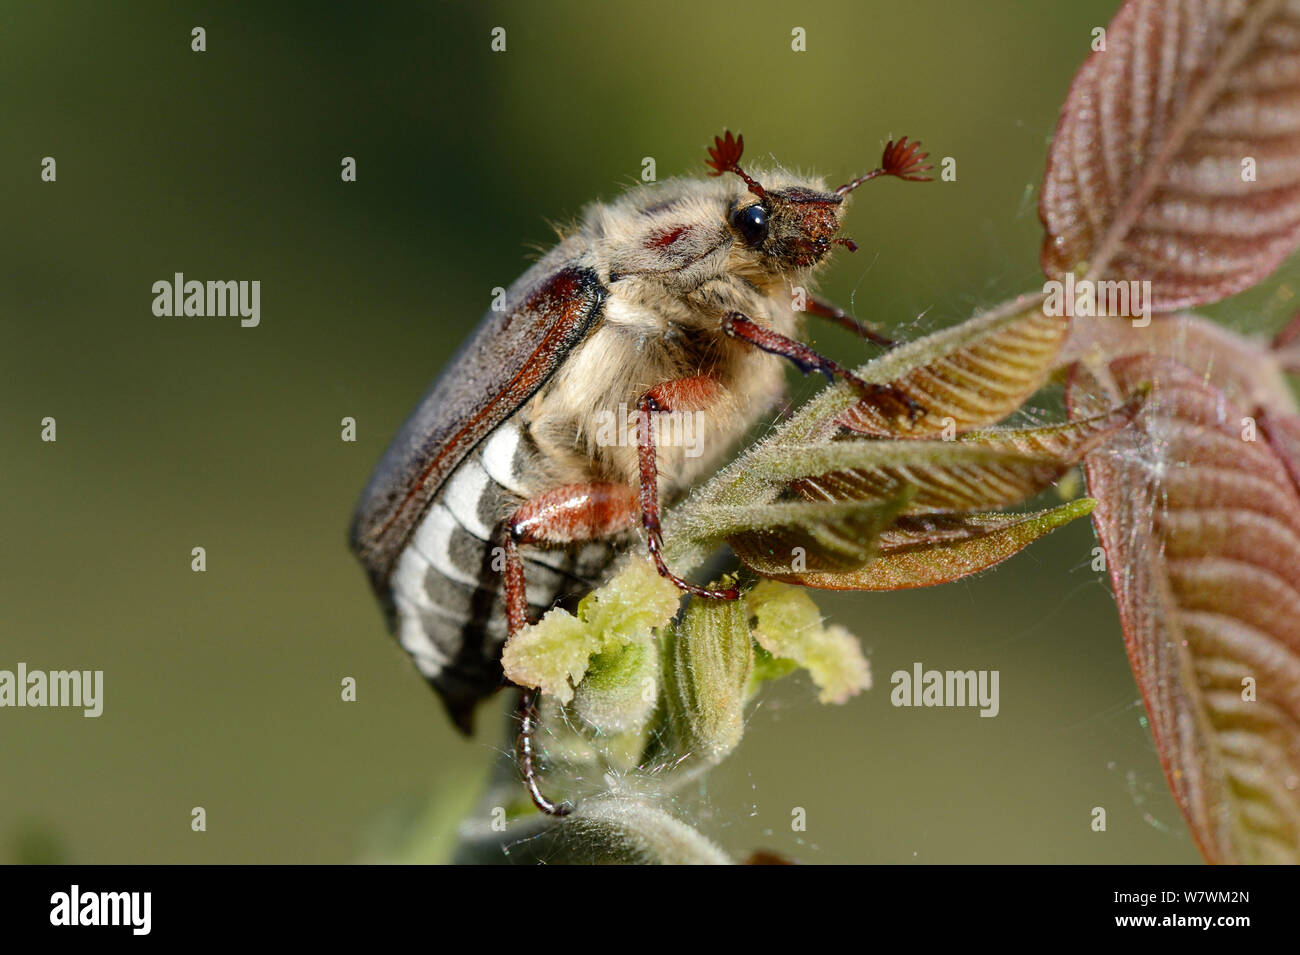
[1071,354,1300,864]
[777,399,1138,513]
[1060,311,1297,415]
[835,300,1066,438]
[746,499,1095,591]
[723,497,909,576]
[1041,0,1300,310]
[1260,407,1300,491]
[1274,310,1300,373]
[674,293,1069,537]
[791,443,1070,513]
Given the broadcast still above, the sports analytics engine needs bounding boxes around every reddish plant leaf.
[1070,355,1300,863]
[1040,0,1300,311]
[1061,312,1296,414]
[1275,310,1300,373]
[1259,407,1300,491]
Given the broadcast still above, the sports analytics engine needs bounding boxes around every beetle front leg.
[722,310,922,425]
[804,295,896,349]
[637,377,740,602]
[502,482,640,817]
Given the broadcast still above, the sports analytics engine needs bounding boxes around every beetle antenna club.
[835,136,933,195]
[705,130,768,199]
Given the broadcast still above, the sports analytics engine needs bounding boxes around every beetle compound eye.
[731,203,769,247]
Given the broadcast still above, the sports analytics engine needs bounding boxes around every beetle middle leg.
[502,483,640,816]
[637,376,741,602]
[722,310,922,425]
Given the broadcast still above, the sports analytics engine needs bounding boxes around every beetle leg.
[803,295,896,349]
[722,310,923,425]
[513,686,569,817]
[637,377,740,602]
[502,483,640,816]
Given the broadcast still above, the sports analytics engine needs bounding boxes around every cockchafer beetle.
[350,131,931,813]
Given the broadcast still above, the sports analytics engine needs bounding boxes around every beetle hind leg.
[503,537,571,817]
[502,484,640,816]
[513,684,571,817]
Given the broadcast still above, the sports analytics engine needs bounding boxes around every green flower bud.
[669,589,754,764]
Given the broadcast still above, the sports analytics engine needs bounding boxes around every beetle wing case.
[350,242,607,598]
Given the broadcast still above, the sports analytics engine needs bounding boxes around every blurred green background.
[4,0,1295,864]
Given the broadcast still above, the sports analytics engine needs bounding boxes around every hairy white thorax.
[519,171,834,496]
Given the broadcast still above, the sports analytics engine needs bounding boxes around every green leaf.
[750,644,799,688]
[759,499,1096,591]
[764,398,1140,514]
[721,496,911,575]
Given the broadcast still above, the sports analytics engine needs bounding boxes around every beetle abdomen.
[388,416,616,732]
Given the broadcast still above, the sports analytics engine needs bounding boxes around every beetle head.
[706,131,931,272]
